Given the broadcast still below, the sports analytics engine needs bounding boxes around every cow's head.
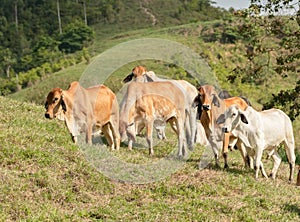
[218,105,248,133]
[123,65,148,83]
[193,85,221,123]
[198,85,220,111]
[119,120,136,143]
[44,88,66,120]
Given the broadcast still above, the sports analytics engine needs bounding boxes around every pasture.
[2,20,300,221]
[1,95,300,221]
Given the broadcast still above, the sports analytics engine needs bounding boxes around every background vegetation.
[1,0,300,220]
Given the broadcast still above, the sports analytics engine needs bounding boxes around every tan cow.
[193,85,251,168]
[45,81,120,150]
[119,81,190,157]
[123,65,205,148]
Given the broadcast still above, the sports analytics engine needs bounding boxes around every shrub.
[58,21,94,53]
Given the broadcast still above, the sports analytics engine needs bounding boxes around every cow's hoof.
[176,155,184,161]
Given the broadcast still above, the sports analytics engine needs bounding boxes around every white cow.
[220,105,295,182]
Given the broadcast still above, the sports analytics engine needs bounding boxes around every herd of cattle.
[44,65,300,185]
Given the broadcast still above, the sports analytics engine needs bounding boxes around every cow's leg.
[146,119,154,155]
[254,148,264,180]
[102,123,114,150]
[128,140,133,150]
[296,166,300,186]
[167,117,178,134]
[245,147,255,169]
[259,161,268,178]
[222,133,231,169]
[86,123,93,145]
[269,150,281,180]
[184,111,192,150]
[64,118,79,144]
[189,108,197,149]
[235,139,252,168]
[110,119,121,151]
[71,135,78,144]
[176,118,187,158]
[126,123,136,150]
[283,139,296,182]
[208,137,221,167]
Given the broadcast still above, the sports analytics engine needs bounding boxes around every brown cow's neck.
[61,90,73,114]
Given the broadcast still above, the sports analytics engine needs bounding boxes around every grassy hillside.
[9,20,300,144]
[1,96,300,220]
[4,18,300,220]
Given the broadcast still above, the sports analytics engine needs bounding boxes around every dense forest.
[0,0,299,119]
[0,0,222,95]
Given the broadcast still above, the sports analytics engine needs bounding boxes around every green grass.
[1,96,300,221]
[3,20,300,220]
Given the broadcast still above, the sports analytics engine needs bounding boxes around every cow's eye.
[232,113,236,117]
[53,97,59,102]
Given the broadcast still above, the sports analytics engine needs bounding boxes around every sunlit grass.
[3,20,300,220]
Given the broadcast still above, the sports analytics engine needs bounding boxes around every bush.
[58,21,95,53]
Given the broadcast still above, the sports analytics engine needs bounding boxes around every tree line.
[0,0,222,95]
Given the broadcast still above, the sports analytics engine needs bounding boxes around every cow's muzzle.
[222,126,229,133]
[45,113,52,119]
[202,104,210,111]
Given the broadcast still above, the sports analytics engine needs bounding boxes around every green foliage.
[263,80,300,121]
[0,50,88,96]
[58,21,94,53]
[226,1,300,121]
[0,0,226,96]
[201,18,241,44]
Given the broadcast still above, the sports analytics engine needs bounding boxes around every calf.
[220,105,295,182]
[119,81,190,157]
[45,81,120,150]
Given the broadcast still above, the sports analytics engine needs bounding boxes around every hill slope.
[1,92,300,220]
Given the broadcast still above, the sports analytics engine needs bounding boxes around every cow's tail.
[283,116,296,182]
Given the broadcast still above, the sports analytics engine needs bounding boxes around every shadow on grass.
[283,204,300,218]
[186,157,255,176]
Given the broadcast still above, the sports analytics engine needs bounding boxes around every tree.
[58,20,94,53]
[57,0,62,34]
[230,0,300,120]
[14,0,18,32]
[0,48,16,78]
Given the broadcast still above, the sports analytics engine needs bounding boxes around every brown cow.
[45,81,120,150]
[193,85,250,168]
[119,81,190,157]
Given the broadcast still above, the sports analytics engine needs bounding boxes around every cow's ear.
[193,95,203,120]
[240,113,248,124]
[123,73,134,83]
[145,74,154,82]
[61,98,67,112]
[212,94,220,107]
[44,101,48,109]
[192,94,201,108]
[216,114,225,124]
